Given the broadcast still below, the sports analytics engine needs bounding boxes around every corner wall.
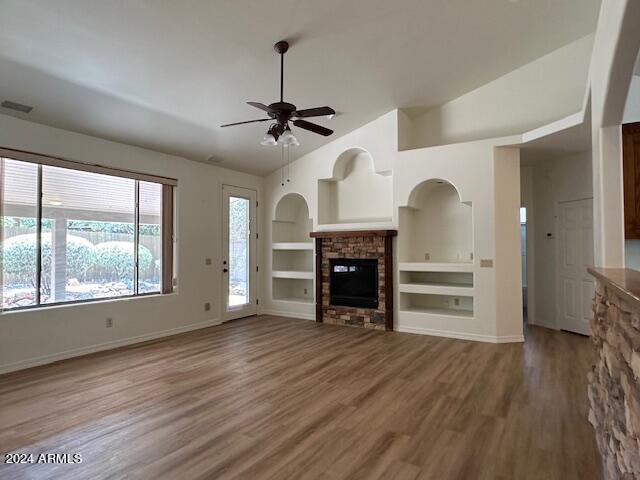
[0,114,264,373]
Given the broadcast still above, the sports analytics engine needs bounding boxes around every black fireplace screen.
[329,258,378,309]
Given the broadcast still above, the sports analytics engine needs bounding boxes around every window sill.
[1,291,178,315]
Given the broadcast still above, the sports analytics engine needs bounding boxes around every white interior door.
[222,185,257,321]
[557,198,594,335]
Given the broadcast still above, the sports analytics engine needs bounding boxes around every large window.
[1,151,175,310]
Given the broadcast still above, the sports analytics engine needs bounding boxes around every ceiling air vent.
[1,100,33,113]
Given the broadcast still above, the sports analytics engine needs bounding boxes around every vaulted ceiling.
[0,0,601,175]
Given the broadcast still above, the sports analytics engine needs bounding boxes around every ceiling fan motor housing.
[273,40,289,55]
[267,102,297,124]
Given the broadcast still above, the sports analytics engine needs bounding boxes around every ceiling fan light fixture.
[260,132,277,146]
[278,125,299,147]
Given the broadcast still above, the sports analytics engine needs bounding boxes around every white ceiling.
[0,0,601,176]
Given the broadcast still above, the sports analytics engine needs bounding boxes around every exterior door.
[557,198,594,335]
[222,185,257,321]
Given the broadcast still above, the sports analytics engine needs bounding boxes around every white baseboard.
[261,309,316,321]
[396,325,525,343]
[0,317,222,375]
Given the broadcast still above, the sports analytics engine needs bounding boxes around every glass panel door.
[222,185,257,320]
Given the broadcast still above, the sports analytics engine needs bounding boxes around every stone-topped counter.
[589,267,640,309]
[587,267,640,479]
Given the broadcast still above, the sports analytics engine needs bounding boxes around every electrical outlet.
[105,317,113,328]
[304,288,308,295]
[205,258,212,265]
[454,298,460,306]
[204,302,211,312]
[424,253,430,261]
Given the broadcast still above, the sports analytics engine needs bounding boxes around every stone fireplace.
[310,230,396,331]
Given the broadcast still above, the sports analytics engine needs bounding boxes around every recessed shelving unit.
[272,193,314,304]
[399,271,474,296]
[318,148,393,225]
[398,179,473,263]
[398,179,475,319]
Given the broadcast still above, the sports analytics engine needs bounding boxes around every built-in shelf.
[398,262,474,272]
[272,193,314,305]
[272,277,314,303]
[400,292,474,318]
[272,242,314,250]
[272,270,314,280]
[399,306,474,319]
[398,271,474,296]
[399,283,474,296]
[272,296,314,304]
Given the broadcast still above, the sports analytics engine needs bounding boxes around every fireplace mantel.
[311,229,397,331]
[310,229,398,239]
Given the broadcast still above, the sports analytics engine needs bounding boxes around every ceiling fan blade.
[247,101,274,113]
[293,106,335,118]
[220,118,271,128]
[293,119,333,136]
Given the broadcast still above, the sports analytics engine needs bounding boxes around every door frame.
[555,196,594,334]
[221,184,258,322]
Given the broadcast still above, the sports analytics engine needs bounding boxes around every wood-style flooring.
[0,315,601,480]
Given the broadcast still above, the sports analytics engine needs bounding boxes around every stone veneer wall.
[589,280,640,479]
[321,235,387,330]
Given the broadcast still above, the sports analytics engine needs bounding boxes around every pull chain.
[280,145,284,186]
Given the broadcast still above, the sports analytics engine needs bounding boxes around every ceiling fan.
[220,40,335,146]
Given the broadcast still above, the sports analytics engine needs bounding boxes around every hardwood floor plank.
[0,315,601,479]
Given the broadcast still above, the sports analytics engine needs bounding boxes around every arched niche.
[271,193,314,303]
[272,193,312,243]
[399,179,473,263]
[318,148,392,225]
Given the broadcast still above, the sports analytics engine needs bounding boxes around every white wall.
[623,75,640,124]
[405,35,593,150]
[0,114,263,373]
[522,151,593,328]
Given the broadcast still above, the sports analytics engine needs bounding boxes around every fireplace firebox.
[330,258,378,308]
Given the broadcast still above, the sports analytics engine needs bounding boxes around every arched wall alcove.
[271,193,314,303]
[398,179,473,263]
[318,147,393,225]
[272,193,312,243]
